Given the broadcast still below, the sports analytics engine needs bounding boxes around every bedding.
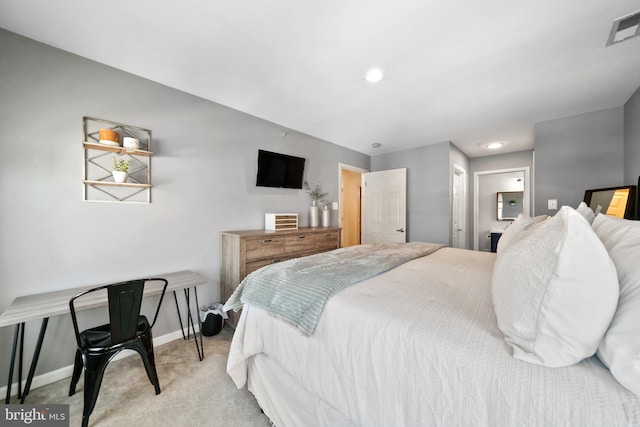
[224,242,443,334]
[492,206,619,367]
[227,246,640,427]
[593,214,640,398]
[496,213,548,253]
[577,201,596,224]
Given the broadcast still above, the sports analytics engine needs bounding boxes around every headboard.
[583,184,637,219]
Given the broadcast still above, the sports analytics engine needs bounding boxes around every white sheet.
[228,247,640,427]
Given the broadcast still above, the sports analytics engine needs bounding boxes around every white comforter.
[228,247,640,427]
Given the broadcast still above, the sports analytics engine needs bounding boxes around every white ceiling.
[1,0,640,157]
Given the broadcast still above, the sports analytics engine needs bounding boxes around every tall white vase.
[309,200,320,227]
[321,206,330,227]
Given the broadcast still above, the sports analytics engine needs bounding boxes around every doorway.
[473,167,531,251]
[339,163,368,247]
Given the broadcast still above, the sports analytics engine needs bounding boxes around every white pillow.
[593,214,640,398]
[492,206,619,367]
[497,214,548,253]
[576,201,596,224]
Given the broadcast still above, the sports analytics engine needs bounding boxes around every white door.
[361,168,407,243]
[451,165,466,248]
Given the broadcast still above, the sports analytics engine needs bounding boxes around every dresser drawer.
[285,234,313,254]
[313,231,340,251]
[246,258,287,275]
[246,236,285,261]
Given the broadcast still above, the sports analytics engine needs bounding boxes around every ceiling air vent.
[607,10,640,46]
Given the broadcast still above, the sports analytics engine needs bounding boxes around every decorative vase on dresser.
[321,205,330,227]
[310,200,320,227]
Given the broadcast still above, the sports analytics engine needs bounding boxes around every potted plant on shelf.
[304,181,328,227]
[112,156,130,183]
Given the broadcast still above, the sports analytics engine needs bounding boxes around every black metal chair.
[68,278,168,427]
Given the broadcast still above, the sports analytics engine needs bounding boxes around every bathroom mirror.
[497,191,524,221]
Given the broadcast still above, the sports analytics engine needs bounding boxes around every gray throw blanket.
[223,242,444,335]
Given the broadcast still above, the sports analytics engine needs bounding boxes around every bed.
[225,209,640,427]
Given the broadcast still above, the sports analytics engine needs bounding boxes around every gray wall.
[625,87,640,185]
[371,142,451,244]
[470,150,534,178]
[534,107,624,216]
[0,29,369,382]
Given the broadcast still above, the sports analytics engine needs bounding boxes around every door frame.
[473,166,530,250]
[451,163,467,249]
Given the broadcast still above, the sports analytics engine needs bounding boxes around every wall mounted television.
[256,149,306,189]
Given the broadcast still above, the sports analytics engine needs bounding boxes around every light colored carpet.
[19,326,272,427]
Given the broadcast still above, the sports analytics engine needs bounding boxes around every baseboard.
[0,326,199,399]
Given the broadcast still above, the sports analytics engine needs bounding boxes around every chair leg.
[69,350,83,396]
[133,338,161,395]
[81,353,110,427]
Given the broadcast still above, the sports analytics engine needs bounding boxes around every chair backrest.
[69,278,169,347]
[108,280,145,343]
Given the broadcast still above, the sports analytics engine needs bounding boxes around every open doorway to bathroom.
[473,167,531,251]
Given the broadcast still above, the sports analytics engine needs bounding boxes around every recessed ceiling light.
[486,142,503,150]
[364,68,385,83]
[371,142,382,148]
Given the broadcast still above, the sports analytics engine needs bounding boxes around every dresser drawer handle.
[262,239,272,243]
[297,236,305,239]
[324,233,332,237]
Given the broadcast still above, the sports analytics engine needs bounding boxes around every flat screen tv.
[256,149,306,189]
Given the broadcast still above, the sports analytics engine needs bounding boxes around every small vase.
[309,200,319,227]
[112,170,128,183]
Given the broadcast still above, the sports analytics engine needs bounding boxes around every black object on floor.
[202,313,224,336]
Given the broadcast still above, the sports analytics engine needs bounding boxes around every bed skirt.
[247,354,355,427]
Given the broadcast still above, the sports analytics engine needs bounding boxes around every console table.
[0,270,208,403]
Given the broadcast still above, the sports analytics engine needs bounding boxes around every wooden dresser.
[221,227,341,327]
